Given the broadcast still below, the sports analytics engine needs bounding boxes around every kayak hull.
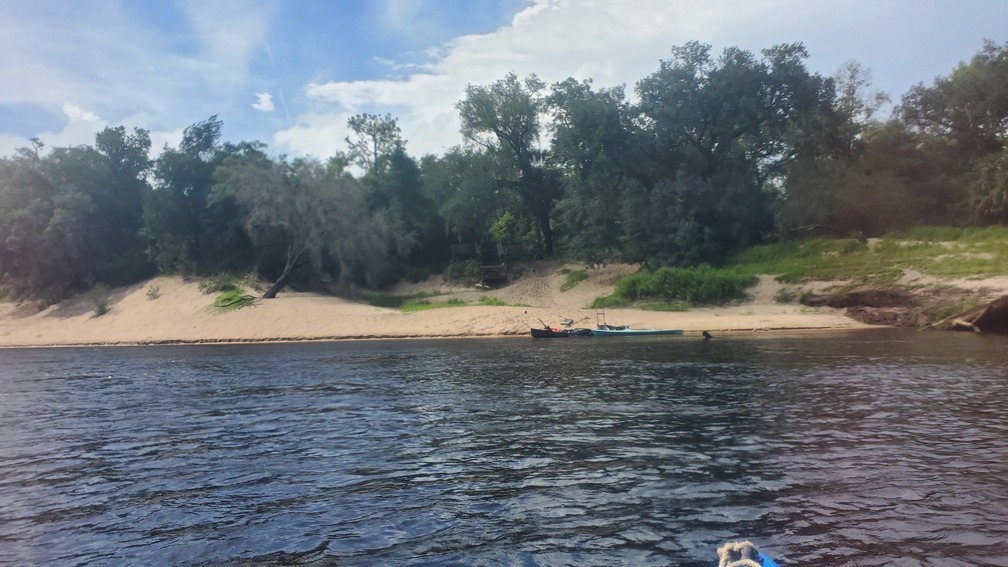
[591,327,682,336]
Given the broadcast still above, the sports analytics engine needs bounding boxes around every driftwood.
[930,294,1008,333]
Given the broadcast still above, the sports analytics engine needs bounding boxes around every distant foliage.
[600,267,756,306]
[3,40,1008,300]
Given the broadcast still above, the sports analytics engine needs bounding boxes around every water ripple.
[1,331,1006,565]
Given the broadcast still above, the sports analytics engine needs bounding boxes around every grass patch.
[200,272,240,294]
[727,229,1008,283]
[922,295,991,324]
[558,268,588,291]
[366,292,514,311]
[362,291,442,309]
[594,266,757,308]
[639,301,691,312]
[213,289,256,311]
[401,297,466,312]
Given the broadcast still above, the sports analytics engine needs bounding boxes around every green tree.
[0,145,94,299]
[457,72,562,256]
[145,116,223,272]
[213,152,413,297]
[970,148,1008,223]
[345,112,404,179]
[368,148,445,265]
[900,39,1008,156]
[548,78,637,265]
[629,42,833,264]
[421,147,514,245]
[90,125,154,284]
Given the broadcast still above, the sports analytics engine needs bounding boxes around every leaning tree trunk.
[262,244,306,299]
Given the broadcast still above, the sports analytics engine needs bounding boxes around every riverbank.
[0,263,890,348]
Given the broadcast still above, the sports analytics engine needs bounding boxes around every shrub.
[444,260,480,284]
[559,268,588,291]
[88,284,112,316]
[146,285,161,300]
[199,272,240,294]
[607,266,756,306]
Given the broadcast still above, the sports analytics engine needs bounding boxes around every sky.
[2,0,1007,161]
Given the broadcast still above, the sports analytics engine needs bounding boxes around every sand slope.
[0,263,886,347]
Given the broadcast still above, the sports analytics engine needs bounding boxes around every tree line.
[2,40,1007,302]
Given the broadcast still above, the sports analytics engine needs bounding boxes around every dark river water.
[1,329,1007,566]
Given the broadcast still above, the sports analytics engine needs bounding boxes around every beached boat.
[591,309,681,337]
[530,327,593,338]
[591,326,682,336]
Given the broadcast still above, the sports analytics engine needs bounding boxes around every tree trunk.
[262,245,305,299]
[262,266,294,299]
[537,208,554,256]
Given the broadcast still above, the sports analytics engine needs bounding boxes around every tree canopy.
[2,39,1006,301]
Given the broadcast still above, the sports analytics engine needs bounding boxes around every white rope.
[717,540,765,567]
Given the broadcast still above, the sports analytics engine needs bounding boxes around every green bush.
[212,290,256,311]
[146,285,161,300]
[88,284,112,316]
[199,272,240,294]
[444,260,480,284]
[607,266,756,306]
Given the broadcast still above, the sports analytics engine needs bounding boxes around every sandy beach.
[0,262,898,348]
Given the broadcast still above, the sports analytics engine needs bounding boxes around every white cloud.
[62,103,101,124]
[4,0,1007,165]
[281,0,804,158]
[0,1,273,157]
[280,0,997,160]
[252,92,275,112]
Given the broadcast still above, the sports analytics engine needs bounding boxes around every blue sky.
[2,0,1006,161]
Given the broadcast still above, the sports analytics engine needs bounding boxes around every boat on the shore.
[592,326,683,336]
[530,327,593,338]
[591,309,682,337]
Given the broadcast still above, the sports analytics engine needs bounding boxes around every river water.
[1,329,1006,566]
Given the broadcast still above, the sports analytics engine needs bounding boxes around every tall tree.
[0,148,90,299]
[144,115,251,274]
[90,126,154,283]
[145,116,223,272]
[457,72,561,256]
[421,147,512,245]
[548,78,636,265]
[630,42,834,264]
[345,113,404,179]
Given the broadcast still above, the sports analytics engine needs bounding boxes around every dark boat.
[530,327,593,338]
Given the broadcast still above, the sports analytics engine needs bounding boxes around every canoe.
[530,327,593,338]
[591,327,682,336]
